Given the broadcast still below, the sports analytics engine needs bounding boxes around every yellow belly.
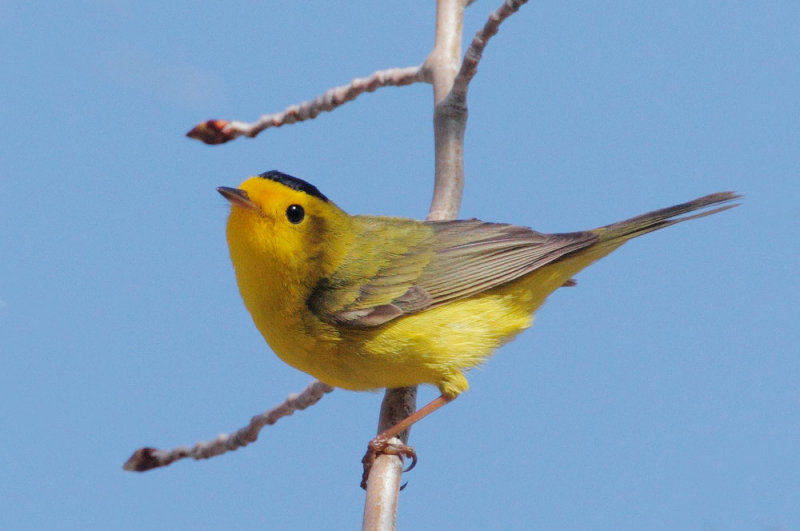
[249,246,612,398]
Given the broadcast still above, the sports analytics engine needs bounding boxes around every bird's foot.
[360,436,417,490]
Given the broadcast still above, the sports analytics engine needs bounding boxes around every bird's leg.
[361,394,455,489]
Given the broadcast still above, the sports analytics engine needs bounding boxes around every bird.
[218,170,738,484]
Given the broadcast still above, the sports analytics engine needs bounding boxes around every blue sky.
[2,1,798,529]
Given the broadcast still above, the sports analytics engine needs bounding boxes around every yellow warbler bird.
[218,170,738,473]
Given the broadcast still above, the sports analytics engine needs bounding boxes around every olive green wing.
[306,216,438,327]
[415,220,596,309]
[307,216,598,328]
[308,192,740,328]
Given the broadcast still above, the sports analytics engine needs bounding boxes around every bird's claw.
[360,437,417,490]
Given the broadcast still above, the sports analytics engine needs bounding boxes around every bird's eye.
[286,204,305,224]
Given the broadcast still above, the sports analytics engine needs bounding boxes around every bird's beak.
[217,187,262,214]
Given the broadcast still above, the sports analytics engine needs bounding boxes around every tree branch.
[423,0,469,222]
[363,1,529,527]
[426,0,528,219]
[451,0,528,102]
[363,0,469,528]
[186,66,426,145]
[123,380,334,471]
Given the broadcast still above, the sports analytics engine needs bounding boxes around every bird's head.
[218,170,351,279]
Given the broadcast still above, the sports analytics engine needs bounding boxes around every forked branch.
[450,0,528,103]
[365,0,529,527]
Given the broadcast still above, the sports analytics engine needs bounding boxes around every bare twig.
[123,380,334,471]
[362,437,405,531]
[425,0,528,220]
[451,0,528,102]
[364,1,529,527]
[186,66,426,145]
[362,387,419,530]
[363,0,470,528]
[424,0,469,222]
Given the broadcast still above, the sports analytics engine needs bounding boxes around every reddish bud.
[186,119,235,145]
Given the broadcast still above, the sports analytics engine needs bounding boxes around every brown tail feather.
[595,191,741,243]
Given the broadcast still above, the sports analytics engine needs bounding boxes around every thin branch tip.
[451,0,529,100]
[186,119,237,145]
[122,381,334,472]
[122,447,158,472]
[187,66,425,144]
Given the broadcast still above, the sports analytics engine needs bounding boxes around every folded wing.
[307,217,597,328]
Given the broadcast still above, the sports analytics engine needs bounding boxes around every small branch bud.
[186,119,236,145]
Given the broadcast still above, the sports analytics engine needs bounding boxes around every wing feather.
[307,217,597,327]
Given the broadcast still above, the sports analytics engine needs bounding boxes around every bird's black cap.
[257,170,329,203]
